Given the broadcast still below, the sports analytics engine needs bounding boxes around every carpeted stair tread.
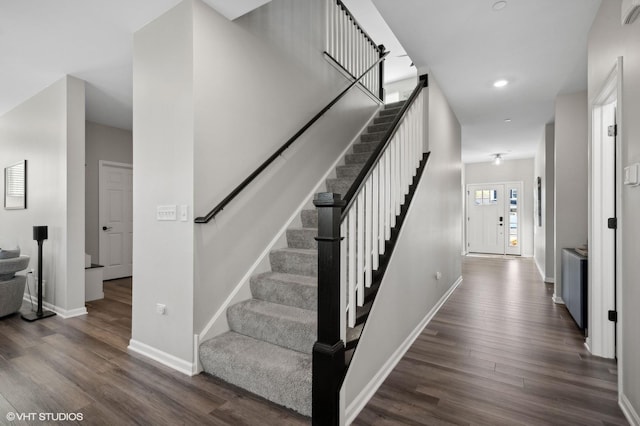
[374,114,395,124]
[360,131,386,143]
[270,248,317,276]
[286,227,317,250]
[352,141,380,154]
[379,107,402,117]
[300,209,318,228]
[346,152,373,165]
[367,122,393,133]
[227,299,316,354]
[199,331,311,416]
[336,164,364,179]
[326,177,355,196]
[250,272,317,311]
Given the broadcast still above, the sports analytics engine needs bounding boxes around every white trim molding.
[588,57,622,360]
[128,339,196,376]
[22,295,87,318]
[620,393,640,426]
[345,276,463,424]
[552,294,565,305]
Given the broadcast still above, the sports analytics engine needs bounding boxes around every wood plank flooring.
[0,278,308,425]
[355,256,627,425]
[0,257,627,425]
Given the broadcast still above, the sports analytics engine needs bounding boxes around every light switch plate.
[624,163,640,186]
[157,205,177,221]
[179,205,188,222]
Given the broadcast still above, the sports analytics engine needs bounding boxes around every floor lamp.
[22,226,56,322]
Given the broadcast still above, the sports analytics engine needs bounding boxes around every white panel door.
[99,162,133,280]
[467,184,505,254]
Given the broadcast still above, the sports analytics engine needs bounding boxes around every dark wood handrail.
[341,74,429,221]
[194,51,390,224]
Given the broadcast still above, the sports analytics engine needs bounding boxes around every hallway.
[356,256,626,425]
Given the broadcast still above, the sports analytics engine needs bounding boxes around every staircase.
[199,100,406,416]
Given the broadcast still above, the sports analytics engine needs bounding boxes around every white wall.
[464,158,535,257]
[589,0,640,420]
[85,121,132,263]
[554,91,588,303]
[0,76,86,316]
[132,0,195,368]
[192,0,379,334]
[344,75,462,420]
[534,123,555,281]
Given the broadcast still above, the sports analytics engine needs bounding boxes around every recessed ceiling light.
[504,118,512,122]
[492,1,507,11]
[493,79,509,88]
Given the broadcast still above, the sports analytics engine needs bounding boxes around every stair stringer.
[195,105,382,365]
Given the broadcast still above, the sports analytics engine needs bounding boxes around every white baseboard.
[22,295,87,318]
[193,334,203,374]
[128,339,196,376]
[620,393,640,426]
[545,277,555,284]
[552,294,565,305]
[345,275,463,424]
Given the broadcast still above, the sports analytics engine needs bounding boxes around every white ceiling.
[1,0,602,162]
[0,0,267,131]
[370,0,602,163]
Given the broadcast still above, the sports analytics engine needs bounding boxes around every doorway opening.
[466,182,523,256]
[99,161,133,281]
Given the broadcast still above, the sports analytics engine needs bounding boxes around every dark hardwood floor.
[355,255,628,425]
[0,257,627,425]
[0,278,308,425]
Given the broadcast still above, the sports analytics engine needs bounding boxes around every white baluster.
[340,220,347,341]
[384,149,392,239]
[379,150,386,254]
[365,176,373,287]
[347,207,356,328]
[372,165,380,270]
[356,190,365,306]
[390,136,397,227]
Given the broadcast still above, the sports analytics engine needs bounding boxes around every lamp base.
[21,309,56,322]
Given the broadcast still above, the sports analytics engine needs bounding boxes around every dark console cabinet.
[562,248,588,331]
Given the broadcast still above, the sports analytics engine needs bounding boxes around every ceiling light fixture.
[493,79,509,88]
[504,118,512,122]
[494,154,503,165]
[492,1,507,11]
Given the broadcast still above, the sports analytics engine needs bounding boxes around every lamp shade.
[33,226,48,241]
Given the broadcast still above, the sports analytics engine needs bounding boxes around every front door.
[467,184,505,254]
[99,161,133,280]
[467,182,523,255]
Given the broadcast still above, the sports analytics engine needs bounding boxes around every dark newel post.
[378,44,386,101]
[312,192,346,426]
[420,73,429,88]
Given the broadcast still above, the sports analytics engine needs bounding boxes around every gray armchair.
[0,255,30,317]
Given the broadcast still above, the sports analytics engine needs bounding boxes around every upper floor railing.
[325,0,385,100]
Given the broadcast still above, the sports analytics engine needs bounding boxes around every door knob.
[102,226,112,231]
